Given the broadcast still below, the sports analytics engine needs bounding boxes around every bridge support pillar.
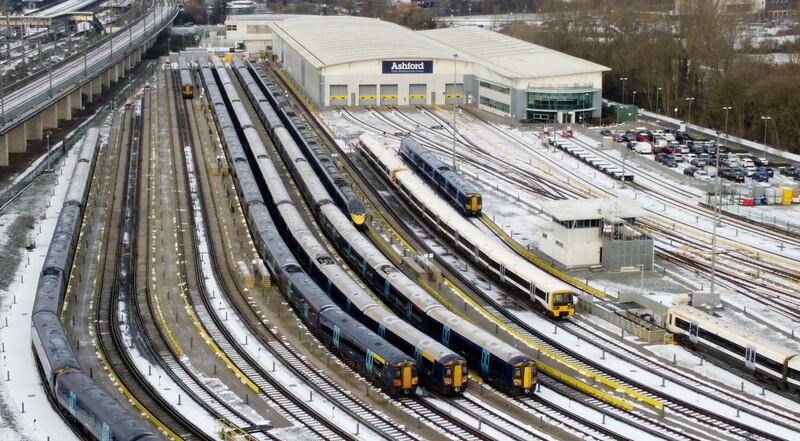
[0,135,8,167]
[70,89,83,110]
[102,70,110,90]
[42,105,58,130]
[56,96,71,121]
[80,84,91,104]
[27,114,42,141]
[7,124,27,153]
[91,77,102,97]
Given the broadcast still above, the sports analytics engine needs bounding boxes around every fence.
[577,295,673,344]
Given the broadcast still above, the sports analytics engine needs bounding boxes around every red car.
[636,132,652,142]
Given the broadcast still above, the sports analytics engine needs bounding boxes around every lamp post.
[48,55,53,98]
[655,87,662,114]
[760,115,771,145]
[451,53,458,170]
[632,91,637,107]
[619,77,628,104]
[45,131,52,172]
[722,106,732,138]
[685,97,695,125]
[710,130,722,300]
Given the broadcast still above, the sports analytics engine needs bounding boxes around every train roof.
[364,134,571,295]
[671,305,800,361]
[401,136,480,195]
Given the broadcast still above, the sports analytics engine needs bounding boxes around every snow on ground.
[0,140,83,441]
[184,145,382,439]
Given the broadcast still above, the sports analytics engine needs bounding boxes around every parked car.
[753,171,770,182]
[663,144,678,154]
[679,144,690,154]
[756,166,774,178]
[754,157,770,167]
[600,129,614,136]
[686,153,697,163]
[691,154,709,167]
[675,131,690,142]
[663,158,678,168]
[672,153,685,162]
[627,141,638,150]
[655,152,669,163]
[779,166,796,177]
[684,166,699,176]
[694,170,712,181]
[741,158,755,168]
[635,142,653,154]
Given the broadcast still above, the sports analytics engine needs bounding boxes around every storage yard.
[1,11,800,441]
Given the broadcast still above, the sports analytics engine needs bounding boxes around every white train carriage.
[358,133,574,318]
[667,305,800,391]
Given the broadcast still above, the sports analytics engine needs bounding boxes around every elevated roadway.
[0,0,178,166]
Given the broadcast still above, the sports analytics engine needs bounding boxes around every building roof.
[540,198,646,222]
[269,16,462,70]
[225,14,301,22]
[420,26,610,79]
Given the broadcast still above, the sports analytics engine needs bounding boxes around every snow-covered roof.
[420,26,610,79]
[269,16,463,70]
[540,198,645,222]
[225,14,301,22]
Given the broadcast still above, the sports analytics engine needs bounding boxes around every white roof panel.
[270,16,462,70]
[420,26,610,79]
[540,198,646,222]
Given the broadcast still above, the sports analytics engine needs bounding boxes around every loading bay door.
[329,85,348,106]
[409,84,427,105]
[359,85,377,106]
[380,84,398,106]
[445,83,464,105]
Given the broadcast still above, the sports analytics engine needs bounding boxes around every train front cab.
[549,290,575,318]
[462,192,482,216]
[183,84,194,99]
[508,356,537,395]
[389,359,418,395]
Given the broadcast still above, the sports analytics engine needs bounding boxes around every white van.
[635,142,653,154]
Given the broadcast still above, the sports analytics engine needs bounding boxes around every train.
[229,57,468,395]
[237,58,536,396]
[178,56,193,99]
[360,133,576,319]
[399,136,482,216]
[199,58,419,396]
[667,305,800,392]
[31,128,160,441]
[240,59,368,230]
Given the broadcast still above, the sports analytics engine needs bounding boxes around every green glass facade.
[527,91,594,111]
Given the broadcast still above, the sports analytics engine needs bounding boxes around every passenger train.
[668,305,800,392]
[229,58,468,394]
[31,129,161,441]
[241,60,368,230]
[178,56,193,99]
[238,58,536,395]
[200,58,419,396]
[359,133,576,319]
[400,136,482,216]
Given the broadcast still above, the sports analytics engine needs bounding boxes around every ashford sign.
[382,60,433,74]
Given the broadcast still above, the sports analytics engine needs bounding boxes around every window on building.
[555,240,564,248]
[479,96,510,113]
[527,91,594,111]
[226,24,238,31]
[479,80,510,95]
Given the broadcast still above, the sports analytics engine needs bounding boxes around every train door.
[688,321,699,344]
[329,85,348,106]
[745,346,757,370]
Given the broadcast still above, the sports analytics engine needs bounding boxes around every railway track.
[184,66,431,440]
[319,106,798,440]
[93,93,203,439]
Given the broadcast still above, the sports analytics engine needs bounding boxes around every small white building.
[223,14,300,55]
[538,198,647,269]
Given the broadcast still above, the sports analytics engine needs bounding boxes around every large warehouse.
[267,16,609,123]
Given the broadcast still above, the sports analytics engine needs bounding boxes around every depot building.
[265,16,609,123]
